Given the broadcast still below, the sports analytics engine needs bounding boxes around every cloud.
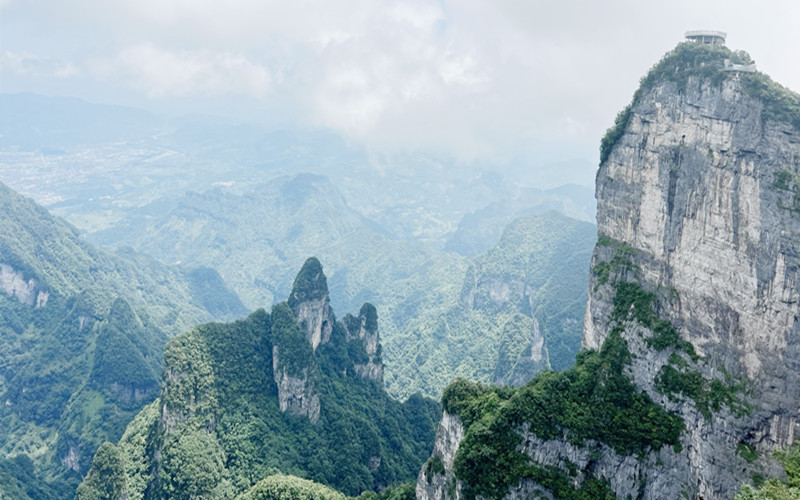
[90,43,271,98]
[2,51,80,78]
[5,0,800,170]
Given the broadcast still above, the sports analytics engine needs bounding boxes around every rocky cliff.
[289,257,334,351]
[344,303,385,384]
[457,212,595,385]
[0,182,249,496]
[418,41,800,500]
[78,258,440,499]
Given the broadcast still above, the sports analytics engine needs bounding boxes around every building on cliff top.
[685,30,727,45]
[723,58,757,73]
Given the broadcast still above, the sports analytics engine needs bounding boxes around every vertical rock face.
[344,303,384,384]
[272,344,321,423]
[494,316,551,387]
[288,257,333,351]
[417,411,464,500]
[0,263,48,307]
[417,43,800,500]
[580,46,800,498]
[271,300,321,423]
[580,49,800,497]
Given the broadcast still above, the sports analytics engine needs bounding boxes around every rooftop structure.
[723,59,757,73]
[685,30,727,46]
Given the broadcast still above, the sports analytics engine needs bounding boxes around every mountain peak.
[289,257,329,306]
[288,257,333,352]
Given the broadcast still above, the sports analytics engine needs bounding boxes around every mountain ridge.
[77,258,440,499]
[0,181,246,495]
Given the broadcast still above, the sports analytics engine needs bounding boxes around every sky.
[2,0,800,184]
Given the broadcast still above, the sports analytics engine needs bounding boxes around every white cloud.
[90,43,271,98]
[5,0,800,169]
[2,51,80,78]
[439,55,488,89]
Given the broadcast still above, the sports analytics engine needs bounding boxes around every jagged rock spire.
[288,257,333,351]
[343,302,384,384]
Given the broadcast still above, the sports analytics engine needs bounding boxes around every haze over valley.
[3,1,800,499]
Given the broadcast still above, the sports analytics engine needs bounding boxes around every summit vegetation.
[601,41,800,165]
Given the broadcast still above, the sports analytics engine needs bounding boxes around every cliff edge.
[419,41,800,500]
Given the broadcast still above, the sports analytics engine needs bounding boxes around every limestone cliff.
[275,256,334,422]
[457,212,596,385]
[288,257,333,351]
[343,303,384,384]
[0,263,49,307]
[77,258,440,499]
[272,347,321,423]
[418,41,800,500]
[272,301,322,423]
[416,411,464,500]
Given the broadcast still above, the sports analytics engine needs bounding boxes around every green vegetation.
[424,456,445,482]
[89,299,160,405]
[771,169,800,213]
[592,235,636,288]
[289,257,329,308]
[272,302,316,377]
[74,442,127,500]
[360,302,379,333]
[610,281,748,419]
[187,266,250,319]
[236,474,347,500]
[80,262,440,499]
[600,104,632,164]
[655,365,748,419]
[736,445,800,499]
[737,443,759,463]
[0,455,70,499]
[598,41,786,166]
[161,427,227,499]
[637,42,749,94]
[445,327,683,499]
[773,169,794,191]
[741,72,800,131]
[354,481,416,500]
[0,181,246,497]
[611,282,697,360]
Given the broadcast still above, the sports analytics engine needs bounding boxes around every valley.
[3,17,800,500]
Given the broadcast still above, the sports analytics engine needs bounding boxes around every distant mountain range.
[81,172,596,399]
[0,181,245,495]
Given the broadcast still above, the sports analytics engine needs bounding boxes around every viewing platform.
[685,30,727,46]
[723,59,757,73]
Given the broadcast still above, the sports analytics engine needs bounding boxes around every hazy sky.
[2,0,800,176]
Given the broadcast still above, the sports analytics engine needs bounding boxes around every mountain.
[83,173,596,398]
[418,41,800,499]
[0,92,594,252]
[76,258,440,499]
[444,183,595,257]
[0,182,246,495]
[396,212,595,396]
[0,93,163,152]
[87,173,385,310]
